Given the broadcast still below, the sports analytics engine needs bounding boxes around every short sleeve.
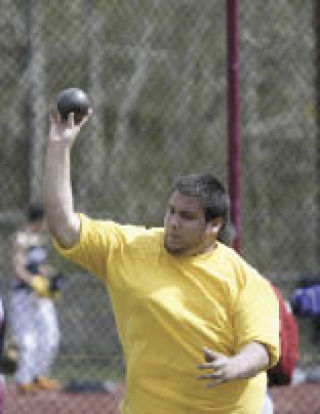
[233,269,279,368]
[53,213,123,280]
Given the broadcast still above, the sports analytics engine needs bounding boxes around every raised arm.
[43,111,91,248]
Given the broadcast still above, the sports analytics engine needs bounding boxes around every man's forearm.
[44,142,79,248]
[230,342,270,379]
[197,342,270,386]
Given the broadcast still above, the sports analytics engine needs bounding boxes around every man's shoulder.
[215,242,264,282]
[82,215,164,248]
[109,223,164,260]
[82,214,162,234]
[119,223,164,246]
[215,242,244,263]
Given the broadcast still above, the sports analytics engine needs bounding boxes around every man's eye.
[181,213,194,220]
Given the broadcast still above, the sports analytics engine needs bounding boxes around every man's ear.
[206,217,224,238]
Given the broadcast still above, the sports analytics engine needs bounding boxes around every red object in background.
[268,285,299,386]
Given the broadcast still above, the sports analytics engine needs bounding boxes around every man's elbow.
[49,214,80,249]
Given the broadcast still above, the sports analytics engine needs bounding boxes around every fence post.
[315,0,320,267]
[226,0,241,252]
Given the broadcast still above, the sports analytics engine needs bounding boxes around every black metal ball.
[56,88,90,123]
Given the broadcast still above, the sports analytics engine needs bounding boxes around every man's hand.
[197,347,237,387]
[49,108,91,146]
[197,342,270,387]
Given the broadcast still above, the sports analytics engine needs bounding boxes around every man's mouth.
[166,233,181,241]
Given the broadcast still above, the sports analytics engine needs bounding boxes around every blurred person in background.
[43,111,279,414]
[9,205,61,394]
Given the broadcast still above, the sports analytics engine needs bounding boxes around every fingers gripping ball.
[56,88,90,124]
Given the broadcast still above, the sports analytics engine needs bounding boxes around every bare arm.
[197,342,269,387]
[44,111,91,248]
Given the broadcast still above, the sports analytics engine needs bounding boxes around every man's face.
[164,190,215,256]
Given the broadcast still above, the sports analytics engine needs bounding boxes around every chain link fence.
[0,1,318,413]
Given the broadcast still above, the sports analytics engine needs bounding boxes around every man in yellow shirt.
[44,111,279,414]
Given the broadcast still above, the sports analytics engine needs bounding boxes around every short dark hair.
[173,173,229,224]
[28,204,45,223]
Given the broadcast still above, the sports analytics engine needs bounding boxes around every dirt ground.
[4,382,320,414]
[5,382,125,414]
[271,383,320,414]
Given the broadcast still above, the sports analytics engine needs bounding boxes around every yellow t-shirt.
[55,214,279,414]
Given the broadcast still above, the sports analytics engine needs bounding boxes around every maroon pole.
[226,0,241,252]
[316,0,320,266]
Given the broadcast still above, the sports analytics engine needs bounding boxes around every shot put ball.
[57,88,90,124]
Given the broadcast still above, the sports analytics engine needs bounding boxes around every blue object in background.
[291,285,320,316]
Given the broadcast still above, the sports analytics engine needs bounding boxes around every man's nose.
[169,213,180,229]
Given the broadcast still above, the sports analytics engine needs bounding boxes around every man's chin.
[164,241,186,256]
